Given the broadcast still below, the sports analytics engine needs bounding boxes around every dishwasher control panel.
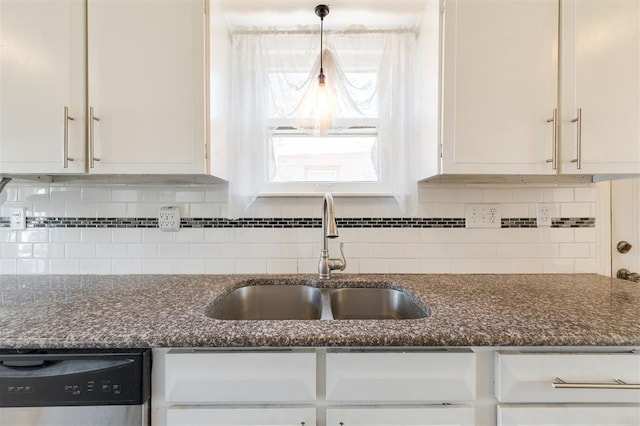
[0,349,150,407]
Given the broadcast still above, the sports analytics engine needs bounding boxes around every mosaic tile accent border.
[0,217,596,229]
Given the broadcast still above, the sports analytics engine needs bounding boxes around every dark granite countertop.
[0,274,639,349]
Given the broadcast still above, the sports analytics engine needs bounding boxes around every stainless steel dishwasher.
[0,348,151,426]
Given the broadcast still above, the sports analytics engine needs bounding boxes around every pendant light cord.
[315,5,329,86]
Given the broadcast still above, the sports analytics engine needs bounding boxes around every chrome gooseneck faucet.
[318,193,346,279]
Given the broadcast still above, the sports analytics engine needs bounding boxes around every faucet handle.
[329,242,346,272]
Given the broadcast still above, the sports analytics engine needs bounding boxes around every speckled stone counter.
[0,274,638,349]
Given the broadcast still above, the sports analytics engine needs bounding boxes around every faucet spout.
[319,193,346,279]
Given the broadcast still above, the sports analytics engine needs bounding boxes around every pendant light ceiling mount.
[315,4,330,87]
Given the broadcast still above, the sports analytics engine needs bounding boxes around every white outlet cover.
[158,206,181,232]
[536,203,552,227]
[10,207,26,230]
[465,204,501,229]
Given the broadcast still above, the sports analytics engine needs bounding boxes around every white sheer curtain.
[227,28,419,218]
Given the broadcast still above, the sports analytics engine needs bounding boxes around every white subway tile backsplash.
[236,259,267,274]
[49,259,80,274]
[158,244,189,259]
[81,187,111,202]
[0,259,17,274]
[560,202,592,218]
[16,259,48,274]
[0,182,600,276]
[96,243,127,258]
[419,259,451,273]
[143,259,173,274]
[127,243,159,259]
[80,259,111,275]
[174,228,205,243]
[33,243,65,259]
[66,243,96,259]
[49,187,81,202]
[95,203,127,218]
[543,187,574,202]
[389,259,420,273]
[559,243,591,258]
[450,259,483,273]
[204,259,236,274]
[172,259,204,274]
[112,229,143,243]
[111,259,142,274]
[543,258,575,273]
[267,259,298,274]
[49,229,79,243]
[17,229,47,243]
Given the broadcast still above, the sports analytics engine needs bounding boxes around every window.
[227,28,420,216]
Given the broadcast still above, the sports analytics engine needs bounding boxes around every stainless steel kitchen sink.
[329,287,429,320]
[207,285,322,320]
[206,281,430,321]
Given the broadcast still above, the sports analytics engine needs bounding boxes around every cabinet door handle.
[89,107,101,168]
[63,106,75,168]
[546,108,558,170]
[553,377,640,390]
[570,108,582,169]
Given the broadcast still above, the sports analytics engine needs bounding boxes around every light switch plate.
[158,206,180,232]
[465,204,501,228]
[10,207,26,230]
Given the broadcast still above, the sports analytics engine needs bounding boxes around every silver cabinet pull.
[570,108,582,169]
[89,107,101,168]
[553,377,640,390]
[546,108,558,170]
[63,106,75,168]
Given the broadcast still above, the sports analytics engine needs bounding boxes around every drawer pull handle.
[553,378,640,390]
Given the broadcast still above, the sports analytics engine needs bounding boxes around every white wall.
[0,182,598,275]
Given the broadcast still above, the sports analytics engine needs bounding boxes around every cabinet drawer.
[495,351,640,403]
[167,407,316,426]
[326,350,475,402]
[326,406,474,426]
[165,351,316,403]
[497,404,640,426]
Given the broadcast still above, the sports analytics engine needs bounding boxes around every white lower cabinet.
[497,405,640,426]
[154,347,640,426]
[167,407,316,426]
[158,348,475,426]
[495,351,640,426]
[326,406,474,426]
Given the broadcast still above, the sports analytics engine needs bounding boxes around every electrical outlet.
[536,203,553,227]
[465,204,501,228]
[10,208,26,230]
[158,206,180,232]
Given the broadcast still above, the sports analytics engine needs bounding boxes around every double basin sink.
[206,279,430,321]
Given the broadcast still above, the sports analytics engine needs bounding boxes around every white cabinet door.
[326,406,474,426]
[167,407,316,426]
[498,405,640,426]
[495,351,640,403]
[165,351,316,403]
[86,0,206,174]
[561,0,640,175]
[0,0,85,174]
[441,0,558,175]
[325,350,476,403]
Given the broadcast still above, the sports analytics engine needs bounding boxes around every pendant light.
[315,4,329,87]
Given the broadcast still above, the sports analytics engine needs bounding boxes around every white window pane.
[270,135,379,183]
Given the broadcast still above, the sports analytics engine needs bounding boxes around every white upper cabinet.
[560,0,640,175]
[87,0,206,174]
[439,0,640,179]
[0,0,207,176]
[441,0,559,175]
[0,0,85,174]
